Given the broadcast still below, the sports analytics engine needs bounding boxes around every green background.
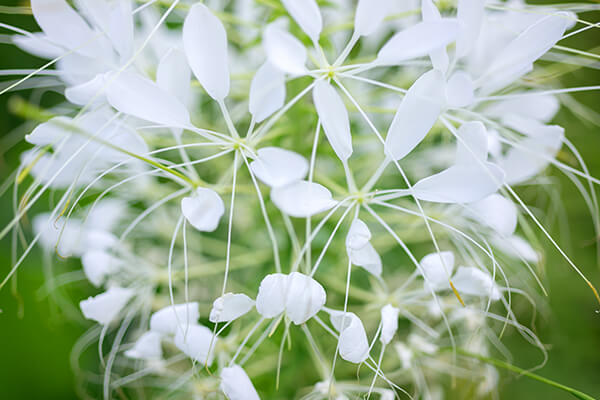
[0,1,599,399]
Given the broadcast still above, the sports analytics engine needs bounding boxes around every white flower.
[255,272,326,325]
[80,287,135,325]
[181,188,226,232]
[220,365,261,400]
[150,302,200,335]
[209,293,255,323]
[125,331,163,360]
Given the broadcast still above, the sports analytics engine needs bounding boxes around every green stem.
[452,348,596,400]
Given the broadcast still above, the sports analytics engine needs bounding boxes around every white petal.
[80,287,134,325]
[209,293,255,323]
[484,13,569,78]
[455,121,488,165]
[313,81,353,162]
[385,70,445,160]
[81,250,121,287]
[181,188,225,232]
[174,324,216,365]
[125,331,163,360]
[77,0,134,60]
[65,74,107,106]
[255,273,288,318]
[249,61,286,122]
[220,365,261,400]
[106,71,191,128]
[452,266,501,301]
[349,243,382,277]
[281,0,322,43]
[157,48,192,108]
[412,162,505,204]
[271,181,337,218]
[284,272,326,325]
[419,251,455,290]
[30,0,103,58]
[329,311,369,363]
[446,71,474,108]
[497,235,539,263]
[456,0,484,58]
[150,302,200,335]
[354,0,390,37]
[263,24,307,76]
[484,95,559,123]
[25,117,70,146]
[380,304,400,345]
[376,20,459,66]
[183,3,230,101]
[421,0,449,72]
[500,124,564,184]
[468,194,517,236]
[249,147,308,188]
[12,33,63,59]
[345,219,371,250]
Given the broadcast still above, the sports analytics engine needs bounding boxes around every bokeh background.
[0,1,599,399]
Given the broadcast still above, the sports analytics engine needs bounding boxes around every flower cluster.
[2,0,599,399]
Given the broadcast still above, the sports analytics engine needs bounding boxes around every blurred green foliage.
[0,1,599,399]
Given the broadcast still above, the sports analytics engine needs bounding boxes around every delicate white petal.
[468,194,517,236]
[385,70,445,160]
[174,324,216,365]
[220,365,261,400]
[380,304,400,345]
[345,219,371,250]
[284,272,326,325]
[485,95,559,123]
[455,121,488,165]
[484,13,569,78]
[77,0,134,60]
[183,3,230,101]
[329,311,369,363]
[412,162,505,203]
[65,74,107,106]
[249,147,308,188]
[313,81,353,162]
[452,266,501,301]
[150,302,200,335]
[497,235,539,263]
[30,0,103,58]
[456,0,484,58]
[281,0,322,43]
[263,24,307,76]
[25,117,70,146]
[12,33,63,59]
[125,331,163,360]
[446,71,474,108]
[500,124,564,184]
[249,61,286,122]
[255,273,288,318]
[419,251,455,290]
[209,293,255,323]
[354,0,390,37]
[349,243,382,277]
[421,0,449,72]
[181,188,225,232]
[80,287,134,325]
[376,20,459,66]
[81,250,121,287]
[157,48,192,108]
[271,181,337,218]
[106,71,191,128]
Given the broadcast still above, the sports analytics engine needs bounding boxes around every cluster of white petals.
[2,0,599,399]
